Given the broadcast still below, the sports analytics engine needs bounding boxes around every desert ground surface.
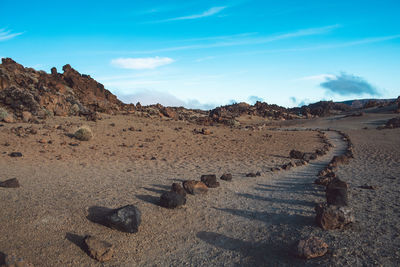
[0,109,399,266]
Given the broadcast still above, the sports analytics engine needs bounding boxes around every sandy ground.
[0,111,399,266]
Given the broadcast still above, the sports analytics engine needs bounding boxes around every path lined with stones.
[135,131,349,266]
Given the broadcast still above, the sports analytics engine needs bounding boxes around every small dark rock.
[106,205,141,233]
[201,174,220,188]
[326,178,348,206]
[171,183,186,196]
[159,191,186,209]
[220,173,232,181]
[246,172,257,177]
[289,150,304,159]
[315,203,354,230]
[0,178,20,188]
[9,152,22,157]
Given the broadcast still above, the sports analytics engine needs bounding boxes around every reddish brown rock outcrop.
[0,58,129,119]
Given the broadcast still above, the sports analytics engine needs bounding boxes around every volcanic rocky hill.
[0,58,130,120]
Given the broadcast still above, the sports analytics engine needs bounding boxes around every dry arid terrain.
[0,108,399,266]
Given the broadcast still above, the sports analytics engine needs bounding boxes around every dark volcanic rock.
[84,235,114,262]
[220,173,232,181]
[9,152,22,157]
[0,178,20,188]
[171,183,186,196]
[315,203,354,230]
[296,236,328,259]
[159,191,186,209]
[289,150,304,159]
[200,174,220,188]
[326,178,349,206]
[182,180,208,195]
[246,172,257,177]
[106,205,141,233]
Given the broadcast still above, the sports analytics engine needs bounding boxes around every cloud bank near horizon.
[320,73,380,96]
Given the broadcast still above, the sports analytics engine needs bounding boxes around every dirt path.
[134,131,347,266]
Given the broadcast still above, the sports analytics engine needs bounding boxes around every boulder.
[159,191,186,209]
[315,203,355,230]
[296,236,328,259]
[106,205,141,233]
[182,180,208,195]
[303,153,317,161]
[0,178,20,188]
[201,174,220,188]
[326,178,349,206]
[171,183,186,196]
[220,173,232,181]
[84,236,114,262]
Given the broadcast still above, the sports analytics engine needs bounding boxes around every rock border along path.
[135,130,349,266]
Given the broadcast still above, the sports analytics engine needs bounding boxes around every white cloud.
[0,28,23,41]
[111,57,175,70]
[156,6,227,22]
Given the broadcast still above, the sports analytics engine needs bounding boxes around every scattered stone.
[69,142,79,146]
[74,126,93,141]
[315,203,355,230]
[296,236,328,259]
[256,171,262,176]
[201,128,211,135]
[329,155,349,167]
[0,178,20,188]
[281,164,291,171]
[360,184,377,190]
[182,180,208,195]
[22,111,32,122]
[171,183,186,196]
[201,174,220,188]
[289,150,304,159]
[271,167,282,172]
[38,139,47,144]
[159,191,186,209]
[220,173,232,181]
[246,172,257,177]
[106,205,141,233]
[303,153,317,161]
[326,178,349,206]
[9,152,22,157]
[84,235,114,262]
[3,114,15,123]
[4,253,34,267]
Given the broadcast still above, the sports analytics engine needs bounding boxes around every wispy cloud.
[129,25,340,54]
[0,28,23,41]
[298,74,336,82]
[111,57,175,70]
[320,73,380,96]
[156,6,227,22]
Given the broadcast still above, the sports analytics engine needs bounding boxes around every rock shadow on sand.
[196,231,293,265]
[215,207,314,227]
[136,194,160,206]
[86,206,114,227]
[237,193,317,207]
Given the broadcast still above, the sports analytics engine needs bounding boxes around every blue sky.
[1,0,399,109]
